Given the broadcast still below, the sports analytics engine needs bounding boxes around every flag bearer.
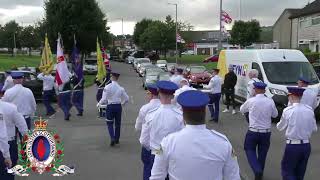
[277,87,317,180]
[71,75,85,116]
[98,72,129,146]
[58,79,72,121]
[96,68,111,102]
[240,82,278,180]
[37,72,56,116]
[150,90,241,180]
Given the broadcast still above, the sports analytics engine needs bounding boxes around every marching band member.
[98,72,129,147]
[136,84,161,180]
[240,82,278,180]
[150,90,240,180]
[277,87,317,180]
[2,72,36,129]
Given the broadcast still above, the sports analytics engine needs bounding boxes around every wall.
[273,10,293,49]
[296,12,320,52]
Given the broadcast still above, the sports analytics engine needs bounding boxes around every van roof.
[222,49,308,63]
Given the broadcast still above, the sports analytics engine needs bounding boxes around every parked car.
[181,50,194,55]
[156,60,168,70]
[203,54,219,63]
[157,72,171,81]
[184,66,211,87]
[83,55,97,75]
[138,63,154,77]
[121,50,131,62]
[135,58,151,72]
[166,63,177,72]
[142,69,163,89]
[17,66,37,73]
[10,70,55,101]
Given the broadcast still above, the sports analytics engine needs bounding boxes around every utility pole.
[239,0,242,20]
[218,0,222,51]
[168,3,178,64]
[122,18,124,48]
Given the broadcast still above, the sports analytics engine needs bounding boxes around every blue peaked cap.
[287,87,305,96]
[156,80,178,94]
[253,82,267,89]
[177,90,210,109]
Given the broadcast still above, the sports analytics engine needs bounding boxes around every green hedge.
[304,52,320,63]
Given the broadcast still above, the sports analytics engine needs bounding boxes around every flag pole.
[218,0,222,51]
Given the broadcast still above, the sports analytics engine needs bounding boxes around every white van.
[217,49,320,117]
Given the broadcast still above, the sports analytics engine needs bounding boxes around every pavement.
[18,61,320,180]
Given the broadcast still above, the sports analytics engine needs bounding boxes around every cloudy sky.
[0,0,311,35]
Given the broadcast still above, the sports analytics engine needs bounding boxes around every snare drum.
[98,104,107,118]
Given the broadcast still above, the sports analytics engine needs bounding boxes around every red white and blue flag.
[55,35,71,86]
[221,10,233,24]
[176,33,185,43]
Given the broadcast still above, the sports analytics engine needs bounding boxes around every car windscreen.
[85,60,97,65]
[190,67,206,73]
[263,62,319,85]
[157,60,167,64]
[139,59,150,64]
[159,74,170,80]
[146,68,163,74]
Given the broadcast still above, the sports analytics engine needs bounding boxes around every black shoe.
[64,115,70,121]
[47,111,56,117]
[255,173,263,180]
[77,112,83,116]
[110,141,115,147]
[115,140,119,144]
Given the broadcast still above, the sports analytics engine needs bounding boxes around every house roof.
[181,31,229,43]
[289,0,320,19]
[273,9,300,27]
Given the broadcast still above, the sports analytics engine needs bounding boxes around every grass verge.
[0,54,96,87]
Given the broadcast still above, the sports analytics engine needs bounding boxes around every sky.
[0,0,312,35]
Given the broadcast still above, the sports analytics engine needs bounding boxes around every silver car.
[156,60,168,70]
[142,69,163,89]
[138,63,154,77]
[134,58,151,71]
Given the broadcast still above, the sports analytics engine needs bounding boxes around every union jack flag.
[221,10,233,24]
[176,33,185,43]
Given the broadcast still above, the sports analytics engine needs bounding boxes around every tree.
[229,20,261,48]
[44,0,111,54]
[2,21,22,56]
[133,19,153,47]
[20,26,41,56]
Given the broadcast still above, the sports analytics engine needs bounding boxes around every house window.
[300,17,311,28]
[312,16,320,25]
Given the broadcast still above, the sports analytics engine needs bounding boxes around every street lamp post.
[168,3,178,64]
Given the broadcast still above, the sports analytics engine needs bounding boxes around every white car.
[181,50,194,55]
[83,57,98,75]
[156,60,168,70]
